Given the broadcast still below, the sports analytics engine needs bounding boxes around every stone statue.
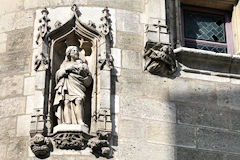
[53,46,92,127]
[144,44,176,75]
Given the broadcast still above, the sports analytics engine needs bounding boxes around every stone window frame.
[181,5,234,54]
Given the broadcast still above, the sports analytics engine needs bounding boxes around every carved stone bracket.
[144,42,177,75]
[30,134,53,158]
[88,130,112,158]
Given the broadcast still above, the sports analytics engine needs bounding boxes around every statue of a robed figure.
[52,46,93,149]
[53,46,92,126]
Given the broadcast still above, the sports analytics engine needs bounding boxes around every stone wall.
[1,0,240,160]
[232,0,240,54]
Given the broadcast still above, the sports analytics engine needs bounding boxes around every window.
[182,6,233,54]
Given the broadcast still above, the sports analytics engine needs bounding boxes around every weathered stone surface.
[224,154,240,160]
[180,71,230,83]
[142,75,170,101]
[0,11,34,33]
[144,143,175,160]
[0,50,32,75]
[35,71,45,89]
[146,0,166,20]
[177,147,224,160]
[170,78,216,104]
[99,89,111,109]
[6,137,29,160]
[230,110,240,131]
[26,95,35,114]
[122,50,142,70]
[14,10,35,30]
[110,95,119,114]
[24,76,35,96]
[0,75,24,98]
[0,97,26,118]
[49,0,87,6]
[0,43,7,54]
[0,13,15,33]
[216,83,240,108]
[0,0,24,15]
[118,69,144,83]
[24,0,50,9]
[116,31,143,51]
[0,117,17,139]
[116,10,141,34]
[159,33,170,44]
[111,48,121,68]
[87,0,144,12]
[100,70,111,89]
[118,140,144,160]
[118,140,175,160]
[121,95,176,122]
[111,114,118,136]
[7,27,33,52]
[0,142,7,160]
[197,128,240,153]
[34,91,44,109]
[177,103,231,130]
[119,117,145,139]
[115,81,144,96]
[0,33,7,43]
[17,115,31,137]
[146,121,196,147]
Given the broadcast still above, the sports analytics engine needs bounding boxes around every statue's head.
[65,46,79,61]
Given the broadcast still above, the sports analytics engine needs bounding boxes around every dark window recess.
[182,8,230,53]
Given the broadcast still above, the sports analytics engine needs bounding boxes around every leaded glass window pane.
[184,10,226,43]
[185,42,227,53]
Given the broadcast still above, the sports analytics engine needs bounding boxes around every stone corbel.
[30,133,53,159]
[88,130,112,158]
[144,42,177,75]
[30,108,53,158]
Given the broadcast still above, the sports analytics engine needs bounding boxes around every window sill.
[174,47,240,79]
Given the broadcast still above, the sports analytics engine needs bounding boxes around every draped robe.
[53,60,92,124]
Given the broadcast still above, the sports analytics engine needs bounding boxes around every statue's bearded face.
[70,47,79,60]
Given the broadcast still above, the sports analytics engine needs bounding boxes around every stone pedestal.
[53,124,92,150]
[53,124,89,134]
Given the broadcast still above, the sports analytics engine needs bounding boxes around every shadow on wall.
[170,77,240,159]
[115,68,240,159]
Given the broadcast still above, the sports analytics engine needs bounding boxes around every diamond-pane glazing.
[185,42,227,53]
[184,10,226,43]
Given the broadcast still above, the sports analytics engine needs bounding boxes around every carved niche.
[30,5,114,158]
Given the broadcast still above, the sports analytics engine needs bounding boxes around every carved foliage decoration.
[144,42,177,75]
[99,7,114,70]
[34,8,51,71]
[53,132,92,150]
[88,131,112,158]
[30,134,53,158]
